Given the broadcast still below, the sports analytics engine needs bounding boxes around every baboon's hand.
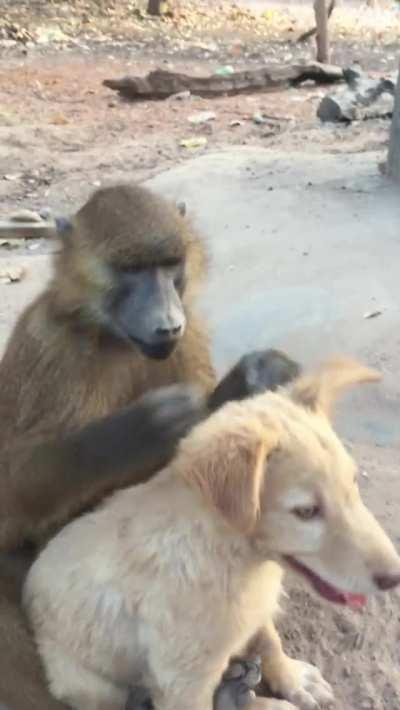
[209,349,301,412]
[140,384,207,443]
[236,350,301,396]
[214,658,262,710]
[60,384,207,488]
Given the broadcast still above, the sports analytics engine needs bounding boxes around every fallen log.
[103,63,344,101]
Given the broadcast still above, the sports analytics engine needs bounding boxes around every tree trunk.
[387,64,400,180]
[147,0,162,15]
[314,0,330,63]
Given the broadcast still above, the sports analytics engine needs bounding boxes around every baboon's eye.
[292,505,320,521]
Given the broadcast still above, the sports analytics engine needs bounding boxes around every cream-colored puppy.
[24,358,400,710]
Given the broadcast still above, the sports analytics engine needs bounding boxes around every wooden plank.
[0,221,55,240]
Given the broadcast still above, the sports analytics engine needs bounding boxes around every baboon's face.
[106,261,186,360]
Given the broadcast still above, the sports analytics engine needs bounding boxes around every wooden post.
[147,0,162,15]
[314,0,330,64]
[387,64,400,181]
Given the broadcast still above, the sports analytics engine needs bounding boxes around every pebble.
[10,209,43,223]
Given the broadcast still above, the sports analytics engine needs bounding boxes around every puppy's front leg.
[249,623,334,710]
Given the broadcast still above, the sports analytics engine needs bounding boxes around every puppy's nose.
[373,573,400,591]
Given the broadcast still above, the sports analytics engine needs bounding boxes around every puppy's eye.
[292,505,320,521]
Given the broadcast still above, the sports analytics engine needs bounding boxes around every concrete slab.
[148,148,400,447]
[0,255,52,351]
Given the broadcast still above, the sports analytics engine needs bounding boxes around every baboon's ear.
[290,357,381,417]
[180,416,278,535]
[55,217,74,243]
[176,201,186,217]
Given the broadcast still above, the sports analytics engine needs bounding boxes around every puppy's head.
[178,357,400,609]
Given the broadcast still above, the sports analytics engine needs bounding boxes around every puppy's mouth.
[284,555,367,610]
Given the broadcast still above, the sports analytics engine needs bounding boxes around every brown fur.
[0,183,214,710]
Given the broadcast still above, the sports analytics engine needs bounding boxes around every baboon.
[0,183,300,710]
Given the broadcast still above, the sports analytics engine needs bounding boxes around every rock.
[170,90,191,101]
[10,210,43,223]
[3,174,22,181]
[0,265,25,284]
[35,26,69,44]
[39,207,53,221]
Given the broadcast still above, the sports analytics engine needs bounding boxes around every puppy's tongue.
[285,556,367,610]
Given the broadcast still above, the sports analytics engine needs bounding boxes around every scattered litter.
[361,470,370,480]
[215,65,234,77]
[0,265,25,284]
[179,136,208,149]
[229,120,243,127]
[188,111,216,125]
[363,310,382,320]
[253,112,268,125]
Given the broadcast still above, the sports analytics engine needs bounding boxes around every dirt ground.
[0,1,399,709]
[0,0,399,216]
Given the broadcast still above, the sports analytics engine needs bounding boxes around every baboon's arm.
[0,350,300,549]
[0,386,206,549]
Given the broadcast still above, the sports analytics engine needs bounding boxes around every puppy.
[24,358,400,710]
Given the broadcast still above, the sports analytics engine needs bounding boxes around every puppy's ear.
[290,357,381,417]
[180,415,278,535]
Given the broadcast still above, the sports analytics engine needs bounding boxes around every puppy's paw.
[266,657,334,710]
[214,658,262,710]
